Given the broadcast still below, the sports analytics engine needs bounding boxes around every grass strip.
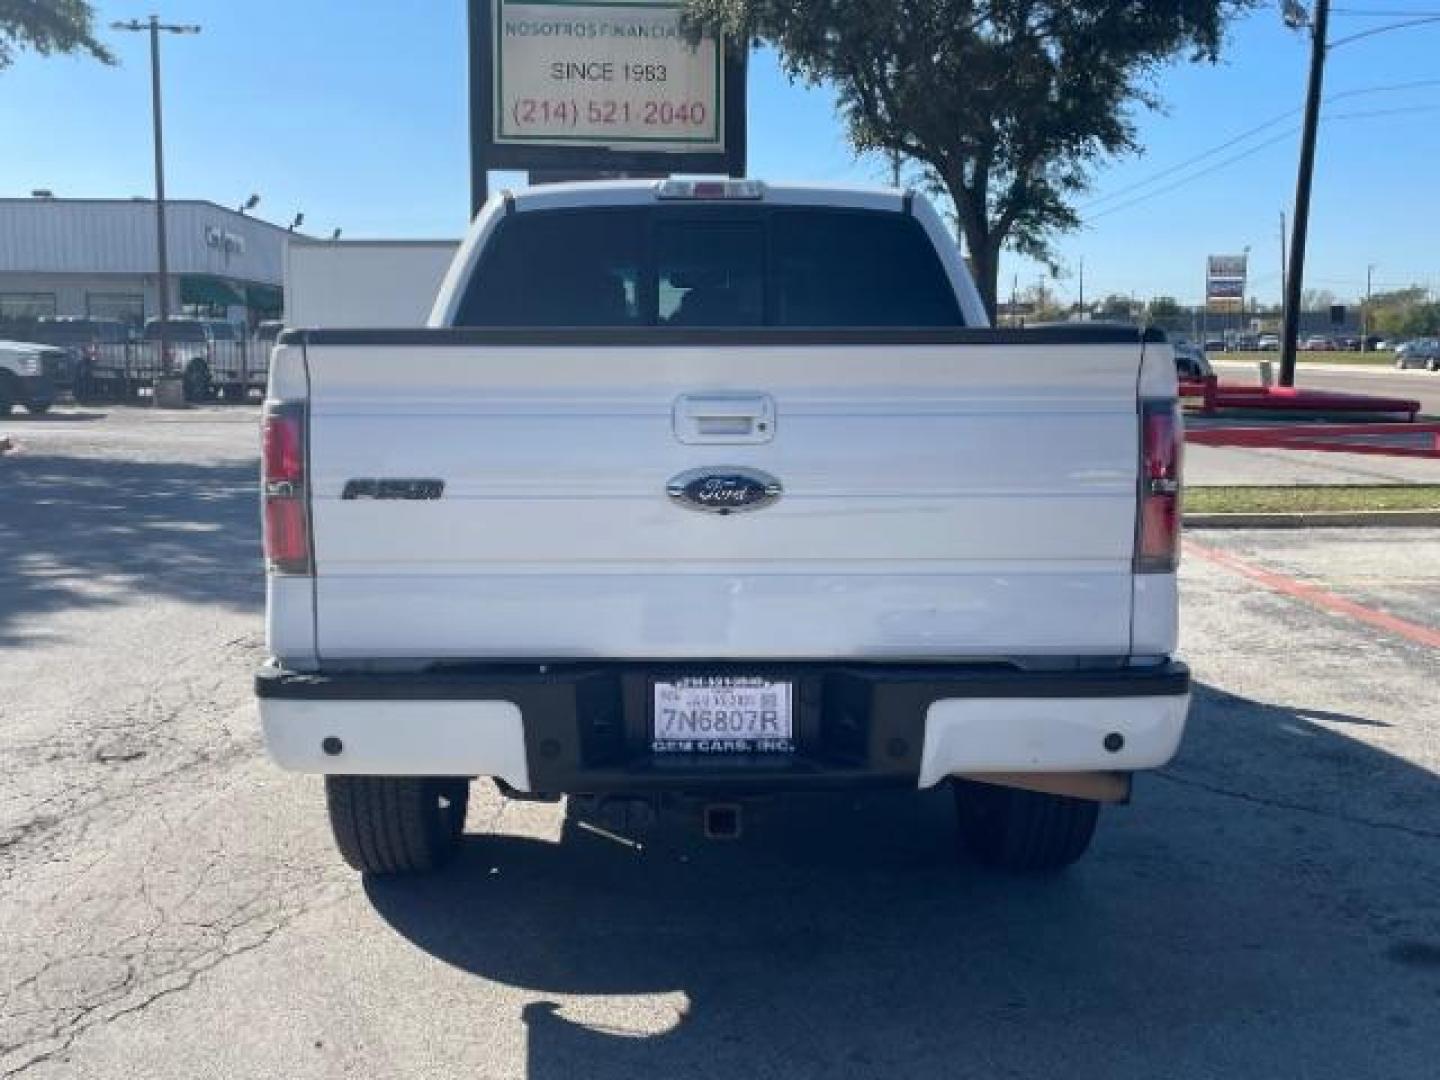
[1187,485,1440,514]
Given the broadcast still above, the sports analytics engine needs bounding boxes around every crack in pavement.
[1157,769,1440,842]
[0,880,347,1078]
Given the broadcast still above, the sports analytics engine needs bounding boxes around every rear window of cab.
[455,207,965,329]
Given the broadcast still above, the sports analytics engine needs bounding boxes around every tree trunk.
[936,168,1001,324]
[968,242,1000,324]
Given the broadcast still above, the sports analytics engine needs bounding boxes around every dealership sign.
[494,1,723,150]
[1206,254,1247,312]
[468,0,746,212]
[203,225,246,257]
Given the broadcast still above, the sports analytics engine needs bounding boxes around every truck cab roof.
[499,178,909,215]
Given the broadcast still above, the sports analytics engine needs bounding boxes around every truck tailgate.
[298,334,1146,660]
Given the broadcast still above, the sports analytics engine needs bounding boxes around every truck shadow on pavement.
[0,452,259,645]
[364,684,1440,1080]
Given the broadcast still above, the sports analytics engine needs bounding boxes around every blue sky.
[3,1,1439,306]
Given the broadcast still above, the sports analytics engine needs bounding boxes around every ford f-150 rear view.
[257,179,1189,876]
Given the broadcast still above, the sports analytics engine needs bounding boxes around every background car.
[1256,333,1280,351]
[0,339,66,413]
[1300,334,1334,351]
[142,318,214,400]
[25,318,136,396]
[199,319,258,399]
[1393,338,1440,370]
[1172,341,1213,380]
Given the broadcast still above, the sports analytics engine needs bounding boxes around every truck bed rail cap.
[276,325,1165,348]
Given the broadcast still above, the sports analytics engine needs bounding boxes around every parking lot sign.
[1206,254,1248,312]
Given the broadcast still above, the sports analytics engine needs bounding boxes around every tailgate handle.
[673,393,775,444]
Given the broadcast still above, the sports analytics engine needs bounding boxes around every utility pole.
[1362,263,1375,350]
[1279,0,1330,387]
[148,16,170,367]
[1279,211,1287,310]
[112,16,201,401]
[889,148,902,188]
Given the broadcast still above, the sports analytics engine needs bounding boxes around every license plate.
[651,677,794,754]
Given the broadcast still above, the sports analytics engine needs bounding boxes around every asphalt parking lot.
[2,408,1437,1079]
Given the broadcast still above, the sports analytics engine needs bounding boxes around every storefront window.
[0,293,57,320]
[87,293,145,324]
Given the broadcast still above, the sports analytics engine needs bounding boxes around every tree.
[684,0,1252,318]
[1300,288,1337,312]
[1147,295,1183,321]
[1019,282,1065,322]
[1368,287,1440,339]
[1096,293,1137,321]
[0,1,113,71]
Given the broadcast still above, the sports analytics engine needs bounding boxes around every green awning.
[246,283,283,318]
[180,275,246,307]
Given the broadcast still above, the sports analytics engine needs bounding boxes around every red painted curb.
[1186,422,1440,459]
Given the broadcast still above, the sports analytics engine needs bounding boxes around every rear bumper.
[256,660,1190,794]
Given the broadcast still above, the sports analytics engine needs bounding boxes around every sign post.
[1206,254,1249,348]
[469,0,747,216]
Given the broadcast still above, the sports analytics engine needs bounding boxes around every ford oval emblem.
[666,467,783,514]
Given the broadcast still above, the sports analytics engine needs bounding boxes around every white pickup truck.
[257,179,1189,877]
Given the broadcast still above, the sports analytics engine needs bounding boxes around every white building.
[0,195,294,327]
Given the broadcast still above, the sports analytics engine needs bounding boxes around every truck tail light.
[262,402,312,574]
[1136,399,1183,573]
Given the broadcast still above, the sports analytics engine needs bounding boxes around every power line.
[1330,13,1440,47]
[1085,131,1296,222]
[1327,102,1440,118]
[1079,111,1297,211]
[1081,78,1440,212]
[1332,8,1440,16]
[1083,102,1440,223]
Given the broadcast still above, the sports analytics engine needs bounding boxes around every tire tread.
[324,776,468,875]
[953,779,1100,873]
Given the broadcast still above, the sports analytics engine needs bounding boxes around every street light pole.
[1279,0,1330,388]
[111,16,201,395]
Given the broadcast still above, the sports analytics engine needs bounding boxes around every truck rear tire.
[952,778,1099,872]
[182,359,213,403]
[324,776,469,875]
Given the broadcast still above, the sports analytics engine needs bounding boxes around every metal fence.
[70,338,272,403]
